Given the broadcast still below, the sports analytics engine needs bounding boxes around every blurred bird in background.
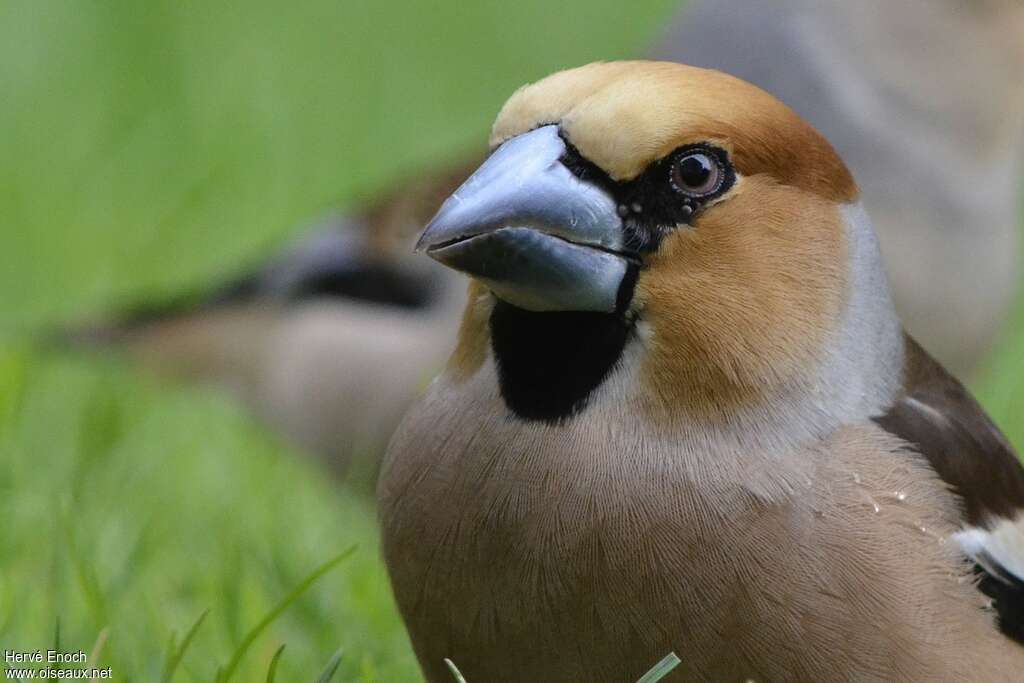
[67,0,1024,480]
[66,162,473,481]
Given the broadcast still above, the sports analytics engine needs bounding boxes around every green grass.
[0,346,416,680]
[442,654,681,683]
[0,1,675,680]
[975,285,1024,447]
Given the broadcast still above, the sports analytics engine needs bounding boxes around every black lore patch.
[489,300,631,423]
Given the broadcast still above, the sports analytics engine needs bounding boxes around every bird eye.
[670,152,721,197]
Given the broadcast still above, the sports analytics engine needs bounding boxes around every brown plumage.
[493,61,857,201]
[379,61,1024,681]
[877,336,1024,528]
[876,336,1024,642]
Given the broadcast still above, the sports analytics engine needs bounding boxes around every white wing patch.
[954,516,1024,583]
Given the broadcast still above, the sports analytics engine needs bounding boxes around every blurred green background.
[1,1,1022,681]
[0,0,677,680]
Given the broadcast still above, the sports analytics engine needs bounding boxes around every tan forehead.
[491,61,857,203]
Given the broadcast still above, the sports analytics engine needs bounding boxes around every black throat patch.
[489,300,632,423]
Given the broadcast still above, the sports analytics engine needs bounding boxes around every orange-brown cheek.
[446,281,493,383]
[635,179,847,416]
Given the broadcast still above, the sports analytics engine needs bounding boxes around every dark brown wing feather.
[874,334,1024,642]
[875,335,1024,526]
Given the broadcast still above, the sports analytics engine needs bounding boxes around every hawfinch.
[378,61,1024,681]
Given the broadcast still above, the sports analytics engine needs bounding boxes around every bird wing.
[875,335,1024,643]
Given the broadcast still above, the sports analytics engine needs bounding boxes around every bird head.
[417,61,899,423]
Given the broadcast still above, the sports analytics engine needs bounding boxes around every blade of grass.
[636,652,681,683]
[161,632,178,679]
[313,648,344,683]
[265,644,285,683]
[61,520,109,628]
[48,618,60,672]
[160,609,209,683]
[217,546,356,683]
[444,658,467,683]
[87,627,109,672]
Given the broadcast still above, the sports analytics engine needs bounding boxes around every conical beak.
[416,125,633,313]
